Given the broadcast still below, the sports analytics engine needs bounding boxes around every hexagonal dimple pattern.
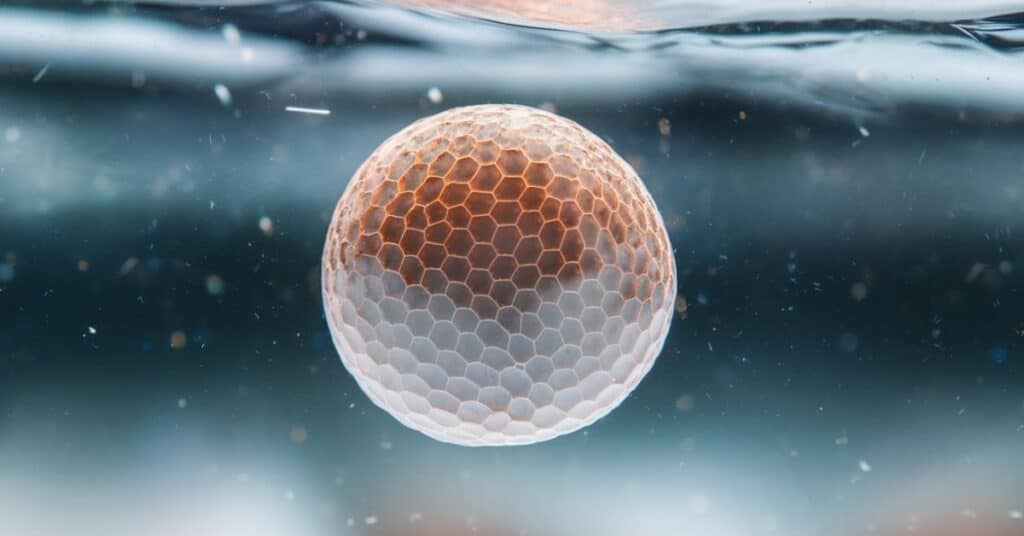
[323,104,676,446]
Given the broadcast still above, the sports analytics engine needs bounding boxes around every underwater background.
[1,1,1023,534]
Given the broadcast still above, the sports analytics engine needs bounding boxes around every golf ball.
[323,104,675,446]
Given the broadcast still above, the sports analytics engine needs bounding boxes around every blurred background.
[0,1,1022,534]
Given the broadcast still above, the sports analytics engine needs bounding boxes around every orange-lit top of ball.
[323,104,675,446]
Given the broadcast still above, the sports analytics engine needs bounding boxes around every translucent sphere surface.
[322,105,676,446]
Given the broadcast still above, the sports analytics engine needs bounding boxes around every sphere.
[322,104,675,446]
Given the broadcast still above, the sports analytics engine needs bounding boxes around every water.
[1,1,1023,534]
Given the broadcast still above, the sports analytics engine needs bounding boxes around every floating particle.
[119,257,139,275]
[285,106,331,116]
[33,63,50,83]
[738,110,747,121]
[674,394,695,412]
[259,216,274,236]
[213,84,232,106]
[675,295,688,319]
[177,397,188,409]
[835,434,848,446]
[364,516,378,526]
[169,330,188,350]
[221,23,241,45]
[998,260,1013,274]
[850,282,867,302]
[858,126,870,137]
[858,459,871,472]
[87,326,97,335]
[76,259,90,272]
[1011,510,1022,520]
[322,104,676,446]
[426,86,443,104]
[284,490,295,501]
[657,118,671,136]
[205,274,225,296]
[290,426,308,443]
[4,127,20,143]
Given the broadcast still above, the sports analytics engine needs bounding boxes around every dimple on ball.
[322,104,676,446]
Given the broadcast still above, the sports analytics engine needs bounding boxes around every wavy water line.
[2,3,1024,120]
[101,0,1024,33]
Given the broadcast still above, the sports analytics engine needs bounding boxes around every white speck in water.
[259,216,274,236]
[426,86,443,104]
[284,489,294,501]
[858,459,871,472]
[177,398,187,409]
[221,24,241,45]
[4,127,21,143]
[119,257,139,276]
[285,106,331,116]
[205,274,225,296]
[1010,510,1022,519]
[379,440,392,450]
[87,326,97,335]
[364,516,378,526]
[33,63,50,83]
[214,84,232,106]
[858,126,870,137]
[835,434,849,446]
[409,512,423,523]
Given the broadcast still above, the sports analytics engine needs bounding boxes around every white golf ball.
[323,104,676,446]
